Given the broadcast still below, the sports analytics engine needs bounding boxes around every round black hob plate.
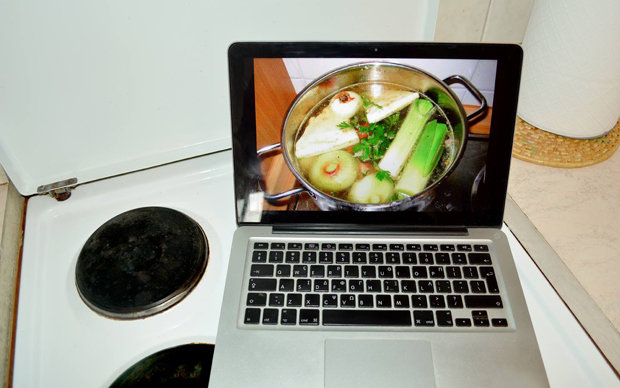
[110,343,215,388]
[75,207,208,319]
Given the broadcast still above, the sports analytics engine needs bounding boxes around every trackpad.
[325,339,436,388]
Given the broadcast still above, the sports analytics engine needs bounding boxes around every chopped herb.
[337,121,356,129]
[361,94,383,110]
[375,170,393,183]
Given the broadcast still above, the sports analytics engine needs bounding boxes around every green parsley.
[375,170,393,183]
[337,121,356,130]
[361,94,382,110]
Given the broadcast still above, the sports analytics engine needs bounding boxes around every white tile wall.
[283,58,496,107]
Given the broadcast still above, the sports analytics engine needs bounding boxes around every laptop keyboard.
[242,240,510,329]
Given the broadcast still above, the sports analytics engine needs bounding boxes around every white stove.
[13,150,236,387]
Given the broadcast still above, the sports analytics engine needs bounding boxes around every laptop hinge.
[272,224,468,236]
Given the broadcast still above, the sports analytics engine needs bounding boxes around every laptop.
[210,42,549,387]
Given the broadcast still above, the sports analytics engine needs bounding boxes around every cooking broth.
[293,82,455,204]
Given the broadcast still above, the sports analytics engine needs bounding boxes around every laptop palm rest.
[324,339,436,388]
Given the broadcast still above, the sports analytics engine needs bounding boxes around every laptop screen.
[228,43,522,228]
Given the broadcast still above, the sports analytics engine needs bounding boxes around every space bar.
[323,310,412,326]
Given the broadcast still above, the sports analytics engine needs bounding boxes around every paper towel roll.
[518,0,620,138]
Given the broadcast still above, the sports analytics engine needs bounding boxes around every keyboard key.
[440,244,455,251]
[247,292,267,306]
[280,309,297,325]
[323,294,338,307]
[323,310,411,326]
[338,243,353,251]
[352,252,367,264]
[327,265,342,278]
[252,250,267,263]
[358,294,374,308]
[296,279,311,292]
[453,281,469,293]
[436,280,452,293]
[406,244,421,251]
[429,295,445,308]
[244,308,261,324]
[402,252,417,264]
[413,310,435,326]
[336,252,350,263]
[423,244,438,251]
[275,264,291,277]
[285,251,301,263]
[436,310,453,326]
[411,295,427,308]
[254,242,268,249]
[474,318,490,327]
[287,293,302,307]
[446,266,462,279]
[463,266,479,279]
[418,281,434,293]
[313,279,329,292]
[369,252,384,264]
[278,279,294,292]
[269,293,284,306]
[446,295,463,308]
[344,266,359,278]
[485,275,500,294]
[271,242,285,250]
[361,266,376,278]
[268,251,284,263]
[394,295,410,308]
[376,295,392,308]
[389,244,404,251]
[474,244,489,252]
[250,264,274,277]
[299,309,320,325]
[366,280,381,292]
[372,244,387,251]
[395,266,411,278]
[492,318,508,327]
[378,266,393,278]
[435,253,450,264]
[349,280,364,292]
[302,251,317,263]
[248,278,277,291]
[293,265,308,277]
[386,252,400,264]
[469,253,492,265]
[322,243,337,250]
[470,281,487,294]
[262,308,278,324]
[457,244,472,252]
[340,294,356,307]
[419,253,434,264]
[287,242,302,250]
[355,243,370,251]
[429,266,445,278]
[383,280,399,292]
[411,266,428,278]
[305,243,319,250]
[319,251,334,263]
[465,295,503,308]
[310,265,325,278]
[455,318,471,327]
[331,279,347,292]
[451,253,467,264]
[401,280,416,293]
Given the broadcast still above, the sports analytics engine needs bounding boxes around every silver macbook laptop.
[210,42,548,387]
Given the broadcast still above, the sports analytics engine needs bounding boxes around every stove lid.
[0,1,437,196]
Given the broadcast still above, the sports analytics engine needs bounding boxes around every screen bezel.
[228,42,523,228]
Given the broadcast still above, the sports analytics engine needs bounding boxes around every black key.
[336,252,351,263]
[285,251,301,263]
[376,295,392,308]
[419,253,434,264]
[429,266,445,278]
[361,266,376,278]
[406,244,421,251]
[280,309,297,325]
[269,293,284,306]
[310,265,325,278]
[470,281,487,294]
[287,293,302,307]
[254,242,268,249]
[327,265,342,278]
[413,310,435,326]
[279,279,294,292]
[452,253,467,264]
[248,278,277,291]
[474,318,490,327]
[366,280,381,292]
[338,243,353,251]
[250,264,274,277]
[469,253,492,265]
[440,244,455,251]
[323,310,411,326]
[401,280,416,293]
[436,280,452,293]
[402,252,417,264]
[474,244,489,252]
[463,266,479,279]
[344,265,359,278]
[424,244,438,251]
[358,294,374,308]
[322,243,337,250]
[287,242,302,250]
[390,244,404,251]
[429,295,445,308]
[492,318,508,327]
[340,294,356,308]
[275,264,291,277]
[383,280,399,292]
[411,295,427,308]
[349,280,364,292]
[455,318,471,327]
[446,266,462,279]
[479,266,495,277]
[453,281,469,293]
[296,279,311,292]
[314,279,329,292]
[436,310,453,326]
[244,308,261,324]
[268,251,284,263]
[262,308,278,325]
[395,266,411,278]
[472,310,488,319]
[369,252,384,264]
[352,252,367,264]
[247,292,267,306]
[305,243,319,250]
[252,250,267,263]
[465,295,503,308]
[447,295,463,308]
[485,275,500,294]
[293,265,308,277]
[323,294,338,307]
[319,251,334,264]
[299,309,320,325]
[435,253,451,264]
[372,244,387,251]
[378,266,393,278]
[394,295,410,308]
[386,252,400,264]
[331,279,347,292]
[457,244,472,251]
[355,243,370,251]
[271,242,285,250]
[302,251,317,263]
[418,281,434,293]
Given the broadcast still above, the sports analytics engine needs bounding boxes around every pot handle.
[443,75,488,124]
[256,143,306,203]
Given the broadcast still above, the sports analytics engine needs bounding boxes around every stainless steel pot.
[258,62,487,211]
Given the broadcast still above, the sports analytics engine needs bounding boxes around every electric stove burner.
[75,207,208,319]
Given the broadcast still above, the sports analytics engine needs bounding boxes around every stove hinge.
[37,178,78,201]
